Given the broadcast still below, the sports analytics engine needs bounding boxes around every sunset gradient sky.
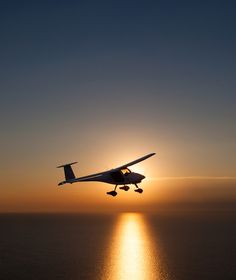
[1,0,235,212]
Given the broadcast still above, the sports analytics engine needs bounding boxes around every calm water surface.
[0,212,236,280]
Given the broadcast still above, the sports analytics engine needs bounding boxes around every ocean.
[0,212,235,280]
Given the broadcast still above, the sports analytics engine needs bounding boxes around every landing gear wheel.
[135,188,143,194]
[119,185,130,191]
[106,191,117,197]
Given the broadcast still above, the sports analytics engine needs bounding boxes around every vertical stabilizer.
[57,162,78,182]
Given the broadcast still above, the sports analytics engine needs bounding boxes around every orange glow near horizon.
[1,175,236,213]
[1,149,236,213]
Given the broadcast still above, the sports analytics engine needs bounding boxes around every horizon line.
[149,176,236,181]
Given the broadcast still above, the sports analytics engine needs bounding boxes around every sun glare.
[105,213,161,280]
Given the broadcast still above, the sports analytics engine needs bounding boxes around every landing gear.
[107,184,143,196]
[106,190,117,197]
[134,184,143,194]
[107,185,118,197]
[119,185,130,191]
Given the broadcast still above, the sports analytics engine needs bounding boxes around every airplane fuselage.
[70,171,145,185]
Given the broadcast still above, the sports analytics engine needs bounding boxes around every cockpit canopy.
[121,168,131,175]
[110,168,131,183]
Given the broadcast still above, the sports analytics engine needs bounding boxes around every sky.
[0,0,235,212]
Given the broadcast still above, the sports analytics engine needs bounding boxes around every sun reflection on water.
[105,213,161,280]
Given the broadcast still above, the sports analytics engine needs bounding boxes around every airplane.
[57,153,156,197]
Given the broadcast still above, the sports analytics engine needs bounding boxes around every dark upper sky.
[0,0,235,211]
[1,0,235,122]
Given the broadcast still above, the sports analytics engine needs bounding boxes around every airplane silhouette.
[57,153,156,197]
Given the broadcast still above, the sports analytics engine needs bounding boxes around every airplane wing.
[114,153,156,170]
[75,153,155,182]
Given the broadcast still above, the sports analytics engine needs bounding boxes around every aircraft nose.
[141,174,145,180]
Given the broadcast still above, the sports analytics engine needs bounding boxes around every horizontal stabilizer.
[57,162,78,168]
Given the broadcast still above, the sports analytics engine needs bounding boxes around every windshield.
[121,168,131,175]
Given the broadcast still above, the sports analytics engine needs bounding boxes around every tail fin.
[57,162,77,183]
